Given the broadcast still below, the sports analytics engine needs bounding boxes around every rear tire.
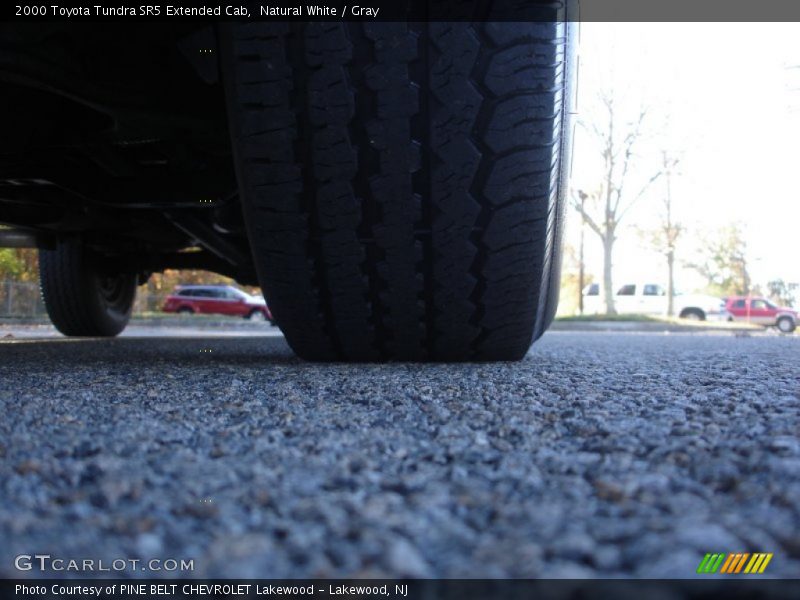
[680,308,706,321]
[247,309,266,322]
[39,239,136,337]
[776,316,795,333]
[222,16,574,361]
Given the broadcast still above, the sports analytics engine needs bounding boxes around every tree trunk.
[578,221,585,315]
[666,249,675,317]
[742,260,751,296]
[603,236,615,314]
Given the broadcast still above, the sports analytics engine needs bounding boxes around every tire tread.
[225,17,569,361]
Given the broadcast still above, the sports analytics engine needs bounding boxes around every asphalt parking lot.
[1,329,798,578]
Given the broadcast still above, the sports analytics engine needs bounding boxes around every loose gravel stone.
[0,332,798,577]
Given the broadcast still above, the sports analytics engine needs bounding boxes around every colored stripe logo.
[697,553,773,574]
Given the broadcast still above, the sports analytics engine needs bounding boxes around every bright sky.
[568,22,800,292]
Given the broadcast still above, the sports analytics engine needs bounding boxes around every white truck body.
[582,282,724,320]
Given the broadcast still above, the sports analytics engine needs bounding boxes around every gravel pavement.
[1,331,798,578]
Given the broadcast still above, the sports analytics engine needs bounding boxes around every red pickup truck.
[724,296,798,333]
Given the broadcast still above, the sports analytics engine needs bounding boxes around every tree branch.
[569,190,604,240]
[617,170,663,223]
[611,108,647,216]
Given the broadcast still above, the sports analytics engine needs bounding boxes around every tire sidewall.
[539,2,579,338]
[681,309,705,321]
[777,317,795,333]
[82,247,136,336]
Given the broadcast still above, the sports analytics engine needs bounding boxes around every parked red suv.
[162,285,273,323]
[724,296,798,333]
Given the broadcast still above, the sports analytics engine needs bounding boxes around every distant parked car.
[724,296,797,333]
[162,285,273,323]
[583,282,724,320]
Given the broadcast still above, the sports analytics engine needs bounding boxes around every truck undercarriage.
[0,24,257,284]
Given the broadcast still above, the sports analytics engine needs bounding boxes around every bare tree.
[646,151,682,316]
[570,94,662,314]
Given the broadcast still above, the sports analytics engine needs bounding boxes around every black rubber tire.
[177,307,194,315]
[222,16,574,361]
[247,309,266,321]
[39,239,136,337]
[680,308,706,321]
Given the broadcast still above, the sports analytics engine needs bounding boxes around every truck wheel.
[776,316,796,333]
[39,239,136,337]
[247,309,266,322]
[679,308,706,321]
[222,18,575,361]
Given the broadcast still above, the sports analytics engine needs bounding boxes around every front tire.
[39,239,136,337]
[223,16,574,361]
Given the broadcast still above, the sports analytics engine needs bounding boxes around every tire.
[39,239,136,337]
[776,316,796,333]
[247,309,266,322]
[222,16,575,361]
[177,307,194,316]
[680,308,706,321]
